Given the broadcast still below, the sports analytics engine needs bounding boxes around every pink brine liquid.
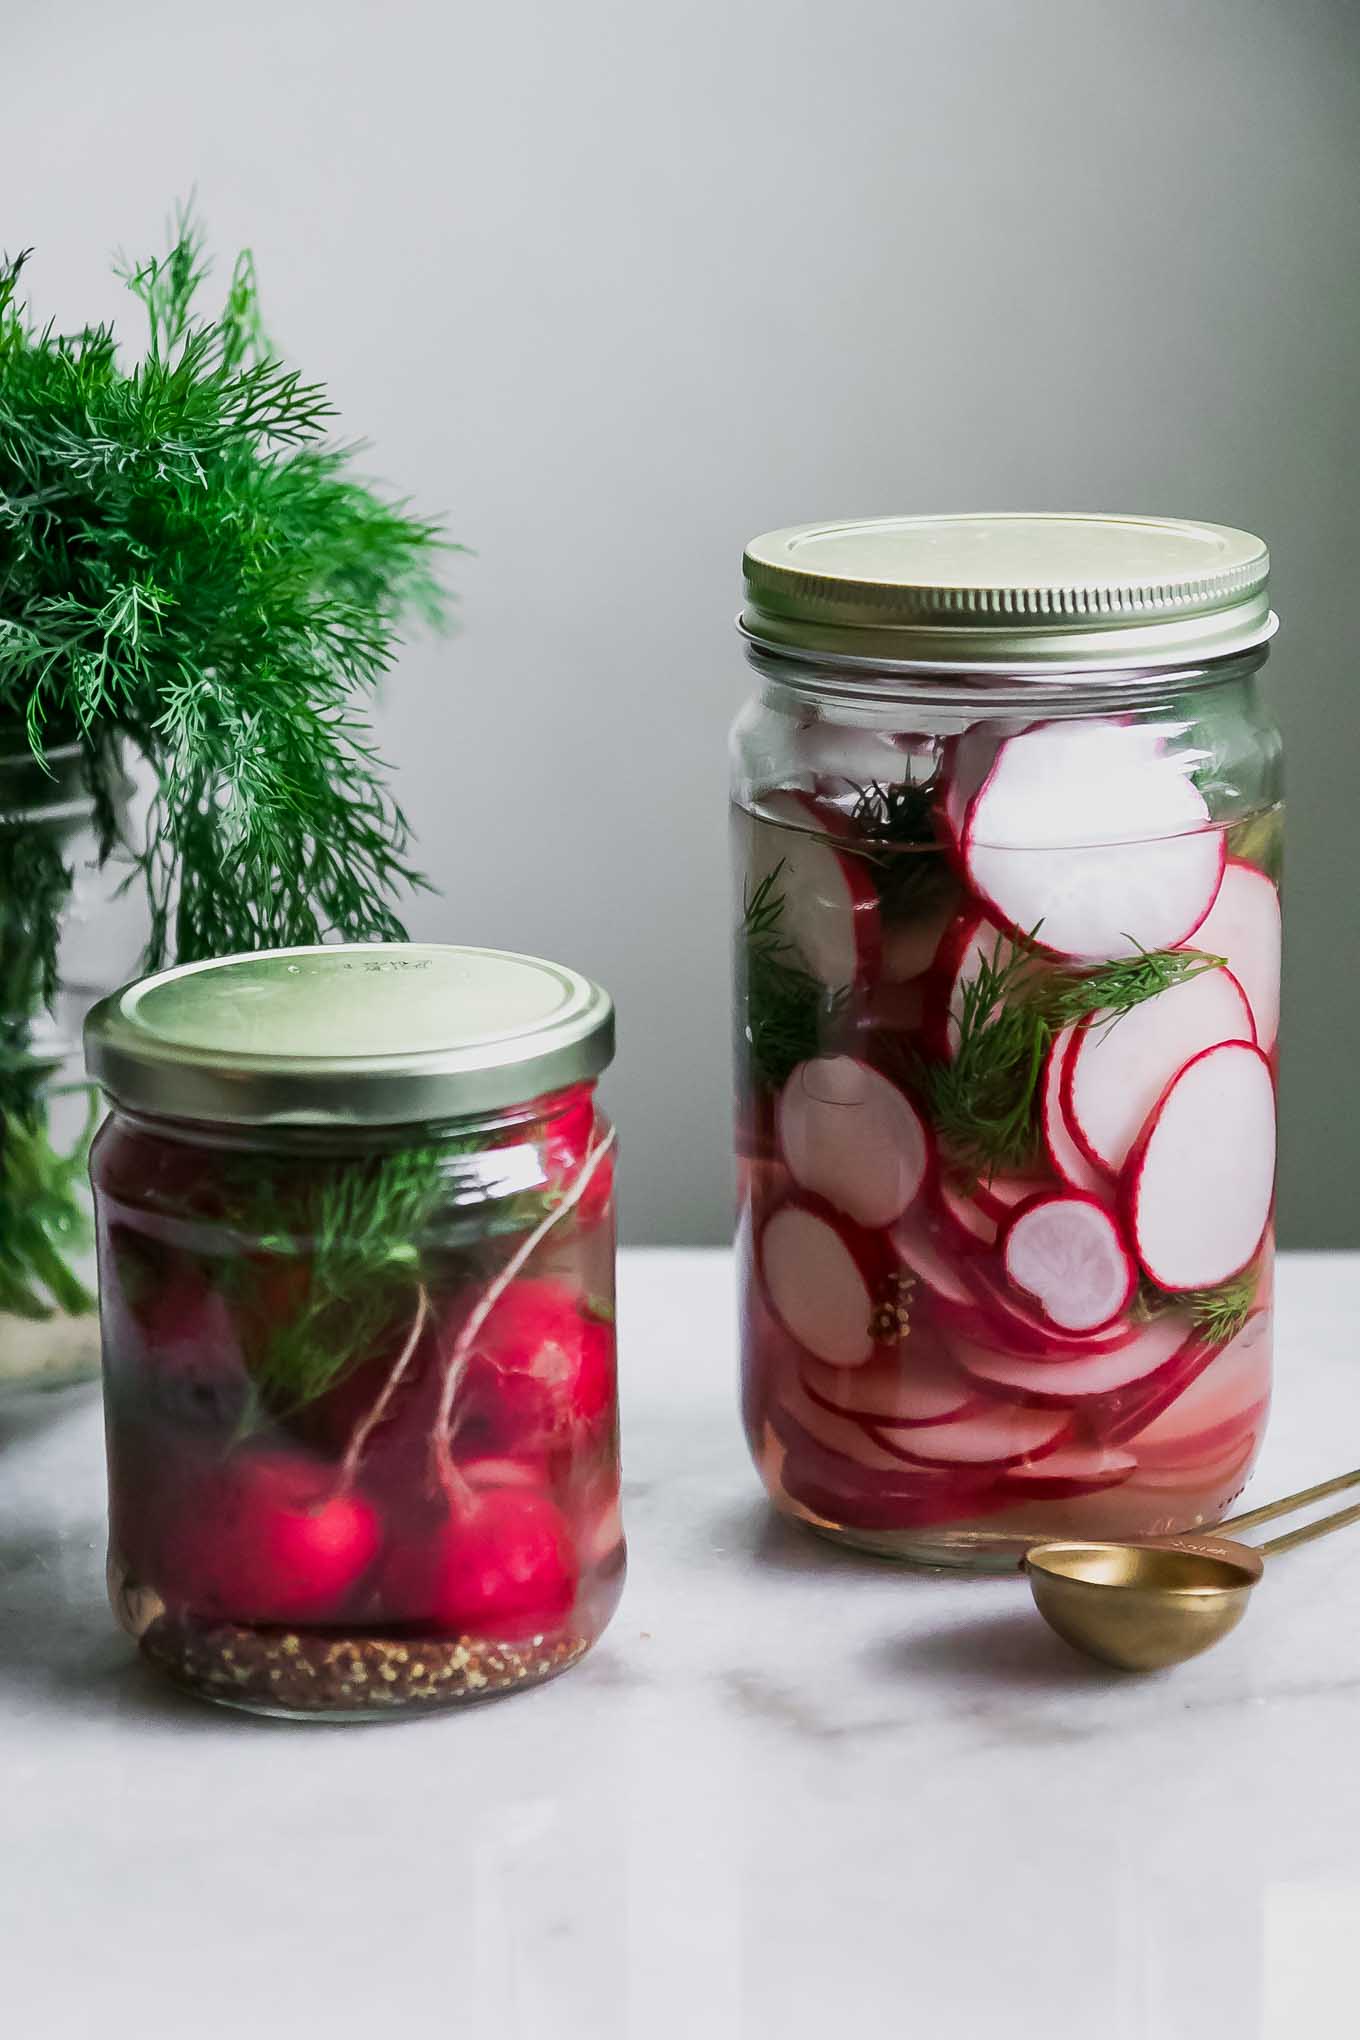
[735,718,1281,1567]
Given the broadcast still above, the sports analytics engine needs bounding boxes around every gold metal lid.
[741,513,1276,673]
[85,943,614,1128]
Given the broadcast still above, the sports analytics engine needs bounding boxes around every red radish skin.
[155,1451,382,1624]
[749,791,882,987]
[801,1339,982,1428]
[777,1056,931,1228]
[460,1279,616,1452]
[760,1199,901,1368]
[868,1401,1072,1471]
[971,1172,1053,1227]
[382,1485,578,1639]
[1180,858,1282,1054]
[1042,1026,1111,1198]
[950,1312,1195,1408]
[1063,966,1255,1174]
[779,1376,960,1473]
[939,725,1008,854]
[936,1178,999,1249]
[1124,1042,1276,1291]
[1121,1312,1271,1462]
[963,720,1226,962]
[998,1444,1137,1501]
[1001,1192,1136,1334]
[961,1261,1137,1360]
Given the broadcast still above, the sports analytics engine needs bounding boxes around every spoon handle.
[1216,1465,1360,1536]
[1259,1494,1360,1560]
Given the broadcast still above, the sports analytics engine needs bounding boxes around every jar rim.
[741,513,1276,674]
[85,943,615,1129]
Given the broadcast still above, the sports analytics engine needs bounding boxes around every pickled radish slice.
[1002,1444,1137,1497]
[777,1056,930,1227]
[1125,1043,1276,1289]
[750,791,881,986]
[801,1342,979,1428]
[760,1202,888,1367]
[963,720,1225,961]
[927,911,1032,1059]
[971,1172,1052,1226]
[891,1208,979,1307]
[1063,966,1255,1173]
[1002,1193,1137,1332]
[940,724,1009,850]
[1181,858,1282,1053]
[874,1401,1071,1470]
[780,1377,950,1472]
[964,1262,1136,1358]
[951,1312,1193,1405]
[1123,1312,1270,1461]
[1041,1025,1109,1197]
[937,1178,998,1247]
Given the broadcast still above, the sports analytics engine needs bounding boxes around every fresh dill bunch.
[1134,1263,1260,1345]
[226,1147,448,1418]
[0,207,455,964]
[738,863,847,1092]
[847,778,953,921]
[1037,944,1226,1032]
[917,938,1051,1177]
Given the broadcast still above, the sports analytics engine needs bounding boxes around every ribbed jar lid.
[741,513,1276,673]
[85,944,615,1128]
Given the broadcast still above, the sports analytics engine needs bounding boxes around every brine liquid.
[735,789,1281,1570]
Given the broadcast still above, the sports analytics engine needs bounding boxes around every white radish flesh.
[1064,966,1255,1173]
[750,792,881,987]
[964,720,1225,961]
[875,1402,1070,1470]
[951,1312,1193,1405]
[971,1172,1053,1226]
[1181,858,1282,1053]
[802,1343,979,1428]
[937,1179,998,1247]
[777,1056,930,1228]
[892,1209,979,1307]
[1125,1043,1276,1290]
[1042,1025,1110,1196]
[760,1203,883,1368]
[1002,1194,1137,1332]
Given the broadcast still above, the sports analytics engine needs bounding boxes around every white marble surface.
[1,1248,1357,2038]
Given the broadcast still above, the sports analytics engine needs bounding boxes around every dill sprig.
[0,206,455,1323]
[847,778,952,922]
[918,940,1050,1177]
[229,1148,447,1419]
[1037,944,1226,1032]
[738,864,847,1092]
[1135,1263,1260,1345]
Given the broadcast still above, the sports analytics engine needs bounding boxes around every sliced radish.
[778,1377,942,1473]
[1125,1043,1276,1290]
[891,1207,980,1308]
[1131,1438,1257,1494]
[1122,1312,1271,1462]
[923,911,1028,1061]
[951,1311,1194,1407]
[999,1443,1137,1500]
[940,725,1006,852]
[1063,966,1254,1174]
[1001,1192,1136,1333]
[964,720,1225,962]
[1181,858,1282,1053]
[749,791,881,987]
[801,1340,980,1429]
[963,1261,1136,1358]
[1042,1025,1110,1197]
[937,1178,999,1248]
[880,882,962,985]
[760,1200,896,1368]
[971,1172,1053,1226]
[777,1056,931,1228]
[871,1401,1071,1470]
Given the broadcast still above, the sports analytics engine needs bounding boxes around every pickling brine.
[732,514,1283,1568]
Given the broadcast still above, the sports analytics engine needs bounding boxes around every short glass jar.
[732,515,1282,1570]
[86,944,622,1717]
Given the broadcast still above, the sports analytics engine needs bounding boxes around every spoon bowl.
[1024,1534,1264,1672]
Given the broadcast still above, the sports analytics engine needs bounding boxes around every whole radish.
[382,1480,578,1638]
[459,1278,616,1453]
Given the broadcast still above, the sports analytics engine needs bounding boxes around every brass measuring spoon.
[1023,1467,1360,1671]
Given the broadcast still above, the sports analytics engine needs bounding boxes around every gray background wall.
[11,0,1359,1245]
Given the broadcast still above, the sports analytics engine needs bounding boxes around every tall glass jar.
[86,944,622,1717]
[732,515,1282,1570]
[0,740,138,1395]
